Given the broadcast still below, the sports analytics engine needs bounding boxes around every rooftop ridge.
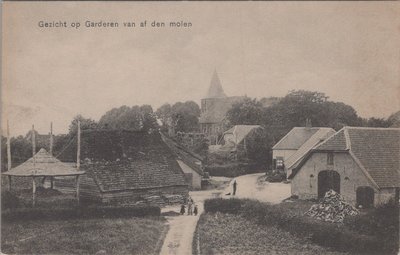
[344,126,400,131]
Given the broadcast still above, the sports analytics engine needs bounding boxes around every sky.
[2,2,400,136]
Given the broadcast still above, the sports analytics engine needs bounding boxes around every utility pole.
[32,124,36,156]
[7,120,12,191]
[77,120,81,170]
[50,122,53,155]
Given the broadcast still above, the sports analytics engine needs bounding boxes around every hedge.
[204,198,398,255]
[205,163,262,177]
[2,205,161,222]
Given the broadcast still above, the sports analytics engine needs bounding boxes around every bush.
[203,198,395,254]
[1,191,19,209]
[344,201,399,254]
[2,205,161,222]
[205,163,261,177]
[204,198,243,214]
[265,171,286,182]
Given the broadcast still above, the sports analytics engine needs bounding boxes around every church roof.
[205,70,227,98]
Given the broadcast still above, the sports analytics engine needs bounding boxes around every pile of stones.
[305,190,359,223]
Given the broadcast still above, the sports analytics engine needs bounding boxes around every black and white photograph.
[1,2,399,255]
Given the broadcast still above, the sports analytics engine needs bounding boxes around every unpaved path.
[159,190,214,255]
[159,174,291,255]
[221,173,291,204]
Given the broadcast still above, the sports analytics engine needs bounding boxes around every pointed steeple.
[205,70,227,98]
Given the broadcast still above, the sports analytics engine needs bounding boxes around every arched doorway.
[318,170,340,198]
[356,186,374,208]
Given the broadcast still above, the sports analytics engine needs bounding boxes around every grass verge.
[196,213,347,255]
[2,217,167,255]
[203,198,399,255]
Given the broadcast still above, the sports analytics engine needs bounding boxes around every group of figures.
[180,196,198,216]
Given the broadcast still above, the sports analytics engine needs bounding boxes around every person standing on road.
[187,197,193,215]
[232,180,237,196]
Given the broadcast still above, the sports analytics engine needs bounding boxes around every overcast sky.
[2,2,400,136]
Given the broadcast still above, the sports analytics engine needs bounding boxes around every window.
[327,153,334,165]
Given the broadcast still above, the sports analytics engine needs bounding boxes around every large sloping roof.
[205,70,227,98]
[223,125,263,145]
[74,130,187,192]
[285,128,336,170]
[273,127,332,150]
[311,127,400,188]
[160,133,204,176]
[2,148,85,177]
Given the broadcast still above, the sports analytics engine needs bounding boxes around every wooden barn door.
[356,186,374,208]
[318,170,340,198]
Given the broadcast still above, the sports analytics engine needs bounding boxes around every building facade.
[289,127,400,208]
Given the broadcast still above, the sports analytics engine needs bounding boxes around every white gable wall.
[291,152,375,206]
[273,149,297,163]
[176,160,202,190]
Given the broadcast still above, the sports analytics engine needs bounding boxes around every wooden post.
[8,176,12,191]
[7,120,11,171]
[50,176,54,189]
[50,122,53,155]
[76,175,80,204]
[32,177,36,207]
[32,125,36,156]
[77,120,81,170]
[7,120,12,191]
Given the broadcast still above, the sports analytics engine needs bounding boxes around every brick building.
[289,127,400,208]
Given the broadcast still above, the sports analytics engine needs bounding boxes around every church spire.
[205,70,227,98]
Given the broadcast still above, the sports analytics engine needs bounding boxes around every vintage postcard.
[1,2,399,255]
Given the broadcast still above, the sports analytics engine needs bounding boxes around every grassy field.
[2,217,167,255]
[196,213,349,255]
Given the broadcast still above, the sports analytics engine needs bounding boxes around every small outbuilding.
[272,127,335,171]
[2,148,85,206]
[289,127,400,208]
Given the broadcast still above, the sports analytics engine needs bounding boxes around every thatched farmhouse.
[57,130,189,205]
[289,127,400,208]
[199,71,245,144]
[272,127,335,172]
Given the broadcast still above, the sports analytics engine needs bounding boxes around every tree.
[69,115,98,136]
[156,101,201,133]
[98,105,158,131]
[155,103,172,128]
[226,98,264,126]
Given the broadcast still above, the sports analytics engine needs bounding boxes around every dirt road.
[159,190,214,255]
[159,173,291,255]
[221,173,291,203]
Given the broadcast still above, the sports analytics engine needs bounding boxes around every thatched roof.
[2,148,85,177]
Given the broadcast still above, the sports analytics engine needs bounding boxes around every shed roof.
[2,148,85,177]
[223,125,263,145]
[272,127,333,150]
[292,127,400,188]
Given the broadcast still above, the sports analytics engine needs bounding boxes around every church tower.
[201,70,226,113]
